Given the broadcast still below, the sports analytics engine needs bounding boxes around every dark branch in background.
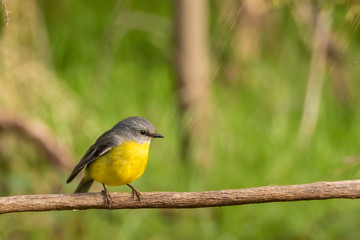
[1,180,360,214]
[0,112,74,169]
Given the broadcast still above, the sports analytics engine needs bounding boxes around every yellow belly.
[86,141,150,186]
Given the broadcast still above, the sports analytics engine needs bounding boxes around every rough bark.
[1,180,360,214]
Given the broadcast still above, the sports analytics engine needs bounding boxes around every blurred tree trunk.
[298,7,332,143]
[222,0,269,85]
[293,1,353,118]
[175,0,211,168]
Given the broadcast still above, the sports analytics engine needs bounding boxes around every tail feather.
[74,178,94,193]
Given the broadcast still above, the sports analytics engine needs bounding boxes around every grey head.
[112,116,164,144]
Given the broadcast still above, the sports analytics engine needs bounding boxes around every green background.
[1,1,360,239]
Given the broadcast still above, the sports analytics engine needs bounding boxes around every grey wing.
[66,131,119,183]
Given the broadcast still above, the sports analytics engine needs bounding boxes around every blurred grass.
[1,0,360,239]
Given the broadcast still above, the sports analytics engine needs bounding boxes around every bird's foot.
[127,184,141,201]
[101,184,112,210]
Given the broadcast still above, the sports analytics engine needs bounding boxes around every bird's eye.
[140,130,146,135]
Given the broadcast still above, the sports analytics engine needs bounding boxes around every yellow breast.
[87,141,150,186]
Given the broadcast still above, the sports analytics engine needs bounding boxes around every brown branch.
[0,112,74,169]
[1,180,360,214]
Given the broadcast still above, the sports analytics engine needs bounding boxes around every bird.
[66,116,164,207]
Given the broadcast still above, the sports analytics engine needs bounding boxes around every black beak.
[153,133,165,138]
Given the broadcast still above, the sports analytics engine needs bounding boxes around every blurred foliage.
[1,0,360,239]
